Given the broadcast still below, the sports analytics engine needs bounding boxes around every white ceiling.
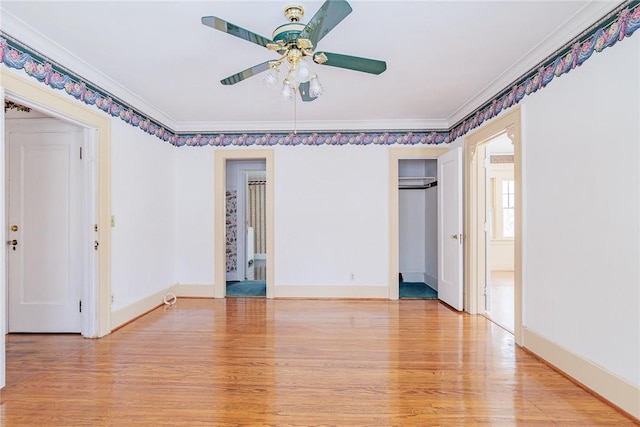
[0,1,619,132]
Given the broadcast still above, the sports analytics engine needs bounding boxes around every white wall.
[110,119,176,310]
[399,188,426,280]
[174,146,215,285]
[274,145,389,289]
[521,34,640,387]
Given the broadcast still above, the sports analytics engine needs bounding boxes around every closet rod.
[399,181,437,190]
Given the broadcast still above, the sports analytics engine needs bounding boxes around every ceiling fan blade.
[298,82,318,102]
[201,16,273,48]
[301,0,352,47]
[221,61,271,85]
[313,52,387,75]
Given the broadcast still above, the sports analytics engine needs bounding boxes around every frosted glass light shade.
[281,79,294,101]
[309,76,323,98]
[262,68,278,87]
[294,60,312,83]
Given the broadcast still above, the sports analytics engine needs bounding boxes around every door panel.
[8,120,83,332]
[437,147,463,311]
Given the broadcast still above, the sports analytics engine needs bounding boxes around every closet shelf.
[399,176,437,190]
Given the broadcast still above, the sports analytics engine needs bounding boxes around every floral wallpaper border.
[1,1,638,147]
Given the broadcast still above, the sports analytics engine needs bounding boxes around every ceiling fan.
[201,0,387,102]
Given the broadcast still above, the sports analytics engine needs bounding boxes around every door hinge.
[80,146,83,160]
[79,299,82,313]
[94,241,99,251]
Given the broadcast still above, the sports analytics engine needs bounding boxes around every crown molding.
[172,118,449,133]
[2,1,637,147]
[447,0,622,126]
[0,8,178,129]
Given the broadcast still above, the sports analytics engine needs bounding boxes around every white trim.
[110,287,169,330]
[424,273,438,290]
[174,284,215,298]
[400,272,425,283]
[174,119,449,133]
[214,149,275,299]
[0,84,5,390]
[388,147,449,301]
[523,327,640,420]
[275,285,389,299]
[1,69,112,338]
[81,128,99,337]
[464,106,523,345]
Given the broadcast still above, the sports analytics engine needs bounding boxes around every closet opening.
[398,159,438,299]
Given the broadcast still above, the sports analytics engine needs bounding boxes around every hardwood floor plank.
[1,298,636,426]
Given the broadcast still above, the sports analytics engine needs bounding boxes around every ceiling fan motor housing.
[272,22,306,45]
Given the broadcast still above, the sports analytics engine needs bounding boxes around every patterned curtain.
[225,190,237,272]
[248,181,266,254]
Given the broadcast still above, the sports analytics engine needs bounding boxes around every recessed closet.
[398,159,438,298]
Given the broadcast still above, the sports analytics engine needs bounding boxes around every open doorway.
[225,160,266,297]
[214,149,274,299]
[484,134,515,332]
[465,106,522,344]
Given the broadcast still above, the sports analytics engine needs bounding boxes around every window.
[489,164,515,240]
[501,179,515,237]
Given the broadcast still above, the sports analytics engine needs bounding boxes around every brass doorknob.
[10,225,18,232]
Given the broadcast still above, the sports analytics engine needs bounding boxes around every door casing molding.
[388,147,448,300]
[1,69,112,338]
[464,106,523,345]
[214,149,274,298]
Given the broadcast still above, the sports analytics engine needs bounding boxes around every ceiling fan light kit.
[201,0,386,103]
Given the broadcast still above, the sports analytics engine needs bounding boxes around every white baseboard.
[274,285,389,299]
[523,327,640,420]
[174,284,215,298]
[401,272,424,282]
[110,287,170,330]
[424,274,438,290]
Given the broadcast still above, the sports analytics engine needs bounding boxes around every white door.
[437,147,463,311]
[1,86,5,389]
[7,118,83,332]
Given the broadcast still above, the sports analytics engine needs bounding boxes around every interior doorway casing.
[464,106,523,345]
[1,69,112,338]
[389,147,448,300]
[214,149,274,298]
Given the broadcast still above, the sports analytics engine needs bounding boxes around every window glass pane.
[503,208,515,237]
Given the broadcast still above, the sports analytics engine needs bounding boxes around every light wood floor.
[486,270,515,332]
[1,298,636,426]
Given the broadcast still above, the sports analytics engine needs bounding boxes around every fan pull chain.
[293,89,298,135]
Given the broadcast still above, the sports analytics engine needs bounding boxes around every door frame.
[5,118,90,333]
[214,149,274,298]
[464,106,523,345]
[1,69,112,338]
[389,147,448,300]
